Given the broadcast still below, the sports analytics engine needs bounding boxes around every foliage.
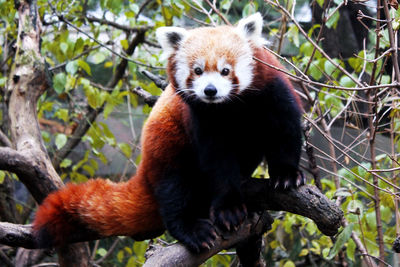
[0,0,399,266]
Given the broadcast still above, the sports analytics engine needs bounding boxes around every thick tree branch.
[242,180,342,236]
[8,1,63,202]
[143,212,272,267]
[0,222,37,249]
[6,1,90,266]
[0,183,342,266]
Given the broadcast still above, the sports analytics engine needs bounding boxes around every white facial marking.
[174,49,190,90]
[235,50,254,91]
[192,72,232,103]
[217,58,232,72]
[194,58,205,70]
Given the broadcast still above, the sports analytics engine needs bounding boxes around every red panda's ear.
[156,27,188,57]
[235,12,265,47]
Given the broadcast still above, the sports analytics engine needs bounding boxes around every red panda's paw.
[210,202,248,232]
[181,219,218,253]
[270,170,306,190]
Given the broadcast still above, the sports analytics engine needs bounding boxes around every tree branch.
[85,15,150,33]
[142,70,168,90]
[0,183,342,266]
[6,1,90,265]
[131,87,160,107]
[143,212,272,267]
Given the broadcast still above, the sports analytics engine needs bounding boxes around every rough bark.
[5,1,90,266]
[0,183,343,265]
[144,212,272,267]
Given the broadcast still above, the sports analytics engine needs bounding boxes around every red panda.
[33,13,304,257]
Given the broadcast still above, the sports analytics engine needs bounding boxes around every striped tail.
[33,177,163,247]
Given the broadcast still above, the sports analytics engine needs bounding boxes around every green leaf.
[60,42,68,54]
[99,122,116,146]
[77,59,92,76]
[287,25,299,47]
[299,248,309,257]
[348,57,362,72]
[283,260,295,267]
[346,238,356,261]
[334,187,352,198]
[300,42,313,57]
[74,38,84,55]
[220,0,231,10]
[0,171,5,184]
[104,61,113,68]
[0,77,7,87]
[54,108,69,122]
[326,8,340,29]
[66,60,79,75]
[118,142,132,158]
[308,61,323,80]
[381,75,391,84]
[126,256,136,267]
[117,250,124,263]
[242,2,258,17]
[324,60,339,78]
[120,39,129,50]
[53,73,67,94]
[339,76,356,88]
[71,172,88,183]
[97,248,107,257]
[381,206,392,223]
[326,224,354,260]
[92,52,106,64]
[41,131,50,143]
[55,133,68,150]
[130,3,139,14]
[83,164,95,177]
[305,222,317,235]
[60,158,72,168]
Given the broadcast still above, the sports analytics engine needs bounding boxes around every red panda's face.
[157,13,266,104]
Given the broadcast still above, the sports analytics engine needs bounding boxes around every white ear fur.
[156,27,188,58]
[236,12,266,46]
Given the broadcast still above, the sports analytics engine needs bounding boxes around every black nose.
[204,84,217,97]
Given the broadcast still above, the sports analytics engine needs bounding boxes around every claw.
[201,242,211,250]
[224,220,231,231]
[296,177,302,187]
[284,180,290,189]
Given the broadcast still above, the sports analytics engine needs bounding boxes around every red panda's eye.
[194,67,203,75]
[221,68,230,76]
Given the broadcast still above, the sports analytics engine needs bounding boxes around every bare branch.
[131,87,159,107]
[141,70,168,90]
[85,15,150,33]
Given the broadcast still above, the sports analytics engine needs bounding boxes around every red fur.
[33,30,302,248]
[33,87,183,245]
[252,47,303,110]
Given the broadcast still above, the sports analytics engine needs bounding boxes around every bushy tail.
[33,177,163,247]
